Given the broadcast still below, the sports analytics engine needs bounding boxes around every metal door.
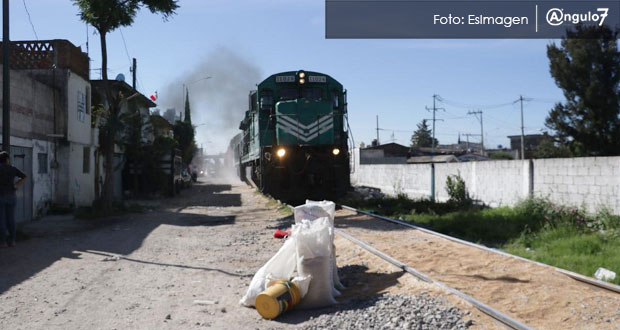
[10,146,33,223]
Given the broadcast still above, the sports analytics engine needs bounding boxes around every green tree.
[173,121,196,164]
[533,138,573,159]
[545,25,620,156]
[184,89,192,124]
[74,0,178,208]
[411,119,438,148]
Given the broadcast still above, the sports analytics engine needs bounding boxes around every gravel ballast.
[301,293,472,330]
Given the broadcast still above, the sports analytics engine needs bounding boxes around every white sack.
[239,237,297,307]
[298,200,344,290]
[294,218,337,309]
[291,275,313,299]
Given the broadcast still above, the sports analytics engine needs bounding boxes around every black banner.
[326,1,620,38]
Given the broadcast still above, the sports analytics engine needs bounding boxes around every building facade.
[0,40,95,222]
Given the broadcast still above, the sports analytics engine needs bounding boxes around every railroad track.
[333,205,620,330]
[282,202,528,329]
[276,197,620,329]
[340,205,620,295]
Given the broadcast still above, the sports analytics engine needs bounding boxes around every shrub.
[445,173,472,206]
[489,152,514,160]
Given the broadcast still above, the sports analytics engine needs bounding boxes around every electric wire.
[22,0,38,40]
[119,28,142,91]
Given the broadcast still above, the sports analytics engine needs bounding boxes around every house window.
[38,153,48,174]
[83,147,90,173]
[77,90,86,122]
[85,86,91,114]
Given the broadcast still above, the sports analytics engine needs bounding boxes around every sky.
[7,0,566,153]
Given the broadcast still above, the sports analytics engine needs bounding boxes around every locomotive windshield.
[260,90,273,110]
[280,87,298,100]
[302,88,322,101]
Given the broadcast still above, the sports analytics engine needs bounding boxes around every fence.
[351,149,620,214]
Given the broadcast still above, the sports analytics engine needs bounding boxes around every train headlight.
[299,71,306,78]
[276,148,286,158]
[332,148,340,156]
[299,78,305,85]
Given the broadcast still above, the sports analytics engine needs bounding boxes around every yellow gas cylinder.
[255,279,301,319]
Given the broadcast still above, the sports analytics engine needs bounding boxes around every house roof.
[150,115,174,130]
[507,134,545,139]
[90,79,156,108]
[407,155,459,164]
[0,39,90,80]
[365,142,409,150]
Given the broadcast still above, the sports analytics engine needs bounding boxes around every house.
[360,143,410,164]
[0,39,95,221]
[90,79,157,144]
[508,134,551,159]
[149,114,175,139]
[90,79,157,199]
[407,155,459,164]
[364,142,410,157]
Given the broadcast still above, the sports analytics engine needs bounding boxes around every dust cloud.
[156,46,263,154]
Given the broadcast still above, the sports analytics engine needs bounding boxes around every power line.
[22,0,38,40]
[119,29,132,65]
[437,96,514,110]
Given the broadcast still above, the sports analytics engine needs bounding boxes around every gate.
[10,146,33,223]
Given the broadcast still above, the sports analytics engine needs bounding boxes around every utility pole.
[462,133,481,152]
[2,0,10,152]
[519,95,525,159]
[425,94,445,155]
[467,110,484,155]
[514,95,531,160]
[376,115,379,145]
[132,58,137,90]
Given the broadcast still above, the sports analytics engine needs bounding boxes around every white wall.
[32,139,55,217]
[66,72,96,207]
[533,157,620,214]
[67,142,96,207]
[66,72,92,145]
[352,149,620,213]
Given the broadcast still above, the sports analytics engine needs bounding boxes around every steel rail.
[336,229,532,330]
[340,205,620,295]
[285,202,529,329]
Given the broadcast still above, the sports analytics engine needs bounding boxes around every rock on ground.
[301,293,471,330]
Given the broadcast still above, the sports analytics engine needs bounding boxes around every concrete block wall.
[470,160,529,207]
[533,157,620,214]
[352,149,620,214]
[434,162,474,202]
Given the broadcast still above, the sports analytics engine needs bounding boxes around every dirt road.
[0,178,489,330]
[1,178,301,329]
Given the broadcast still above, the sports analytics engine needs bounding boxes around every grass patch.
[505,226,620,285]
[256,191,293,217]
[343,194,620,284]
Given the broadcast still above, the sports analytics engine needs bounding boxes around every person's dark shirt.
[0,164,26,196]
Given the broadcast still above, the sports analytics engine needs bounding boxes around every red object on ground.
[273,228,291,239]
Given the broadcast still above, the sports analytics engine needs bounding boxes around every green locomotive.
[233,70,351,202]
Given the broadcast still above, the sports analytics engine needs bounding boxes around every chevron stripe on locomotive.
[235,70,351,202]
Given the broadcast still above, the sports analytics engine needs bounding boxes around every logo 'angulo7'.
[546,8,609,27]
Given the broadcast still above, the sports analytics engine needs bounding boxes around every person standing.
[0,151,27,247]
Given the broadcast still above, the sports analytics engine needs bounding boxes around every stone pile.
[302,293,472,330]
